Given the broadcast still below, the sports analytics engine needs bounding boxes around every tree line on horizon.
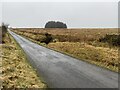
[45,21,67,28]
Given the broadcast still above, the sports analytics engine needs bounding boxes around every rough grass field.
[1,32,46,88]
[12,28,119,72]
[0,27,2,89]
[0,27,2,44]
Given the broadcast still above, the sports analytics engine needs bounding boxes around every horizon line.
[11,27,118,29]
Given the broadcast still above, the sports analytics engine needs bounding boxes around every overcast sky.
[1,0,119,28]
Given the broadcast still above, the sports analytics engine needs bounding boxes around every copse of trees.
[45,21,67,28]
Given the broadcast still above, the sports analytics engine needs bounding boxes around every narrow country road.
[9,30,118,88]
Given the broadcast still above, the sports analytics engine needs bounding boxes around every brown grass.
[1,32,46,88]
[12,28,118,42]
[12,28,119,72]
[0,27,2,44]
[47,42,118,72]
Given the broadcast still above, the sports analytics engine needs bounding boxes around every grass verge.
[47,42,119,72]
[1,32,47,88]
